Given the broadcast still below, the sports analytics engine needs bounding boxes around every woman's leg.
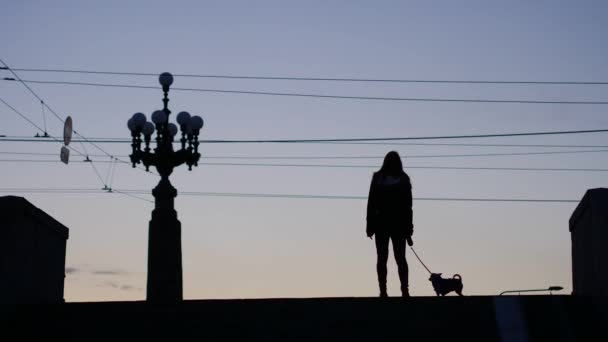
[374,232,390,297]
[391,233,409,297]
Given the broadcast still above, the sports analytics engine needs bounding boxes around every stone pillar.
[147,177,183,303]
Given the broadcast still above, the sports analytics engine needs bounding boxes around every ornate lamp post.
[127,72,204,303]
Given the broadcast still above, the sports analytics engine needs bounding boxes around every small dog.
[429,273,463,296]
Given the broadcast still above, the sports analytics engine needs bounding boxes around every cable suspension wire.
[130,191,582,203]
[0,94,113,189]
[104,156,114,185]
[0,95,153,178]
[2,149,608,159]
[0,58,143,175]
[1,128,607,144]
[88,160,107,186]
[0,98,46,133]
[196,162,608,173]
[0,188,580,203]
[1,58,114,189]
[111,189,153,203]
[6,67,608,85]
[5,79,608,105]
[0,187,152,203]
[0,96,86,157]
[40,100,48,135]
[1,89,106,188]
[2,137,608,149]
[108,158,118,188]
[176,149,608,159]
[1,159,608,173]
[327,141,608,148]
[0,61,155,176]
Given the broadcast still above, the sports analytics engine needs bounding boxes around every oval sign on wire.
[64,116,73,146]
[60,146,70,164]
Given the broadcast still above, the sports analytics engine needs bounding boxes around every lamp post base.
[146,178,183,303]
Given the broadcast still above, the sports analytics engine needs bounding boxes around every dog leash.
[410,246,432,274]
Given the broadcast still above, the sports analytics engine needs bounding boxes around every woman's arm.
[366,173,378,237]
[404,174,413,237]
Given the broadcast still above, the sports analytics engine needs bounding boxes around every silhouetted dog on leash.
[429,273,463,296]
[409,245,464,296]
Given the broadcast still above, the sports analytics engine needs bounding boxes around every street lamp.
[499,286,564,296]
[127,72,204,303]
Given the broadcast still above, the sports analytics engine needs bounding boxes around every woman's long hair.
[378,151,405,176]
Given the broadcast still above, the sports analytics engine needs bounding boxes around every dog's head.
[429,273,443,282]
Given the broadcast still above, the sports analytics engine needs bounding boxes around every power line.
[0,96,86,157]
[0,59,155,177]
[0,159,115,163]
[0,187,153,203]
[5,79,608,105]
[0,188,580,203]
[3,149,608,159]
[197,162,608,173]
[0,94,114,190]
[111,189,153,203]
[2,137,608,149]
[327,141,608,148]
[0,97,46,133]
[184,149,608,159]
[0,94,154,179]
[88,160,106,185]
[6,67,608,85]
[1,128,607,144]
[3,140,608,149]
[1,57,120,191]
[116,190,585,203]
[2,159,607,173]
[0,58,137,169]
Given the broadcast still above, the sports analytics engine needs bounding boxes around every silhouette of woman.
[366,151,413,298]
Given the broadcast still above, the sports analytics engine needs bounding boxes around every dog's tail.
[453,274,462,280]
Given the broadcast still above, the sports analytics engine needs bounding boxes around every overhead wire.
[1,128,607,144]
[327,141,608,148]
[4,78,608,105]
[2,136,608,149]
[0,58,154,178]
[0,96,86,156]
[2,148,608,159]
[2,65,606,203]
[0,96,122,195]
[40,100,48,135]
[6,67,608,85]
[1,98,46,134]
[196,162,608,173]
[1,57,113,187]
[0,187,152,203]
[1,58,110,156]
[108,157,118,189]
[0,188,580,203]
[0,63,152,203]
[0,94,111,189]
[110,188,153,203]
[2,159,608,173]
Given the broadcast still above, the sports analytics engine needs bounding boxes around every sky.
[1,0,607,301]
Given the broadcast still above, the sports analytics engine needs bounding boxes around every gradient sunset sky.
[2,0,607,301]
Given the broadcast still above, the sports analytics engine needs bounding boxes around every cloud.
[92,269,130,276]
[96,281,141,292]
[65,265,134,276]
[68,265,143,292]
[96,281,118,289]
[65,266,80,274]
